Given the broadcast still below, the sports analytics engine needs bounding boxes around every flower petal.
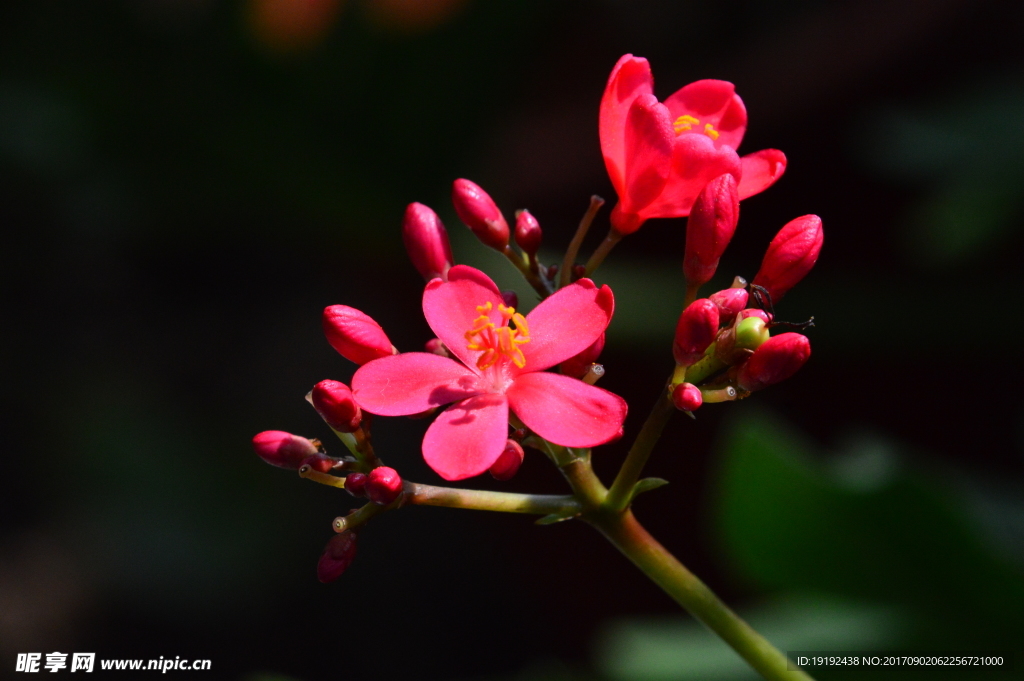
[422,265,504,370]
[641,133,741,218]
[737,149,787,200]
[620,94,675,215]
[351,352,481,416]
[422,393,509,481]
[519,279,614,373]
[664,79,747,149]
[507,372,627,448]
[600,54,654,193]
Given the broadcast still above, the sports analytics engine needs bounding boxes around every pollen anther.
[672,114,720,141]
[464,301,531,370]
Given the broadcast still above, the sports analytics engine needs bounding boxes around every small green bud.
[734,316,769,350]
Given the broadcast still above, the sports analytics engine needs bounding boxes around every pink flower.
[600,54,787,234]
[351,265,627,481]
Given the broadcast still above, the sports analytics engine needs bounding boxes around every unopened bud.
[489,440,525,481]
[560,333,605,378]
[425,338,449,357]
[683,174,740,288]
[734,316,770,350]
[501,290,518,309]
[452,179,509,250]
[709,288,749,324]
[752,215,823,303]
[344,472,367,497]
[311,380,362,432]
[671,383,703,412]
[322,305,395,365]
[738,308,772,324]
[365,466,403,505]
[252,430,319,469]
[673,299,720,366]
[402,202,453,281]
[317,531,358,583]
[737,332,811,392]
[514,209,542,256]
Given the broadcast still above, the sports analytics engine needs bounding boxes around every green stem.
[404,482,580,516]
[560,195,604,288]
[591,509,815,681]
[583,228,623,277]
[683,281,701,308]
[503,246,552,298]
[604,387,675,513]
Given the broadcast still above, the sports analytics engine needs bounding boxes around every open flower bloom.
[352,266,627,481]
[600,54,787,234]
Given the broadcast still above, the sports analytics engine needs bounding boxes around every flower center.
[672,114,719,140]
[464,301,530,370]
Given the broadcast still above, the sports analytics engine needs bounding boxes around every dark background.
[2,1,1023,679]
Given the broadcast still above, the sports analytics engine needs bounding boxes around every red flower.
[351,265,627,481]
[600,54,787,234]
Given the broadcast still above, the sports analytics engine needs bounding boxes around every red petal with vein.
[351,352,481,416]
[600,54,654,193]
[663,79,747,149]
[422,393,509,481]
[518,279,614,374]
[507,372,627,448]
[619,94,675,219]
[422,265,504,370]
[737,149,787,200]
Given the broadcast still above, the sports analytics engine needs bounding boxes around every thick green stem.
[604,387,675,513]
[583,228,623,277]
[404,482,580,516]
[590,509,814,681]
[503,246,552,298]
[560,195,604,288]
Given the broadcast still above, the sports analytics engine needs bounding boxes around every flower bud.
[345,472,367,497]
[737,332,811,392]
[452,179,510,250]
[752,215,823,303]
[560,333,605,379]
[402,202,453,281]
[671,383,703,412]
[322,305,395,365]
[673,299,720,366]
[489,440,525,481]
[252,431,319,469]
[425,338,449,357]
[734,316,770,350]
[366,466,403,505]
[709,288,749,324]
[514,209,542,257]
[738,308,772,324]
[317,531,358,583]
[310,380,362,432]
[501,290,518,309]
[300,453,335,473]
[683,174,740,288]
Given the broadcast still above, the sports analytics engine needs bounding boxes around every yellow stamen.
[703,123,719,140]
[672,114,720,141]
[464,302,531,370]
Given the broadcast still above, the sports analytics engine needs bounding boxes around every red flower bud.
[752,215,823,303]
[345,472,367,497]
[402,202,453,281]
[709,288,749,324]
[301,453,335,473]
[252,430,319,469]
[671,383,703,411]
[452,179,509,250]
[310,379,362,432]
[737,332,811,392]
[673,299,719,366]
[738,308,772,324]
[560,332,605,378]
[317,531,358,583]
[501,290,518,309]
[489,440,525,481]
[365,466,403,505]
[425,338,449,357]
[514,209,542,256]
[322,305,395,365]
[683,174,740,287]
